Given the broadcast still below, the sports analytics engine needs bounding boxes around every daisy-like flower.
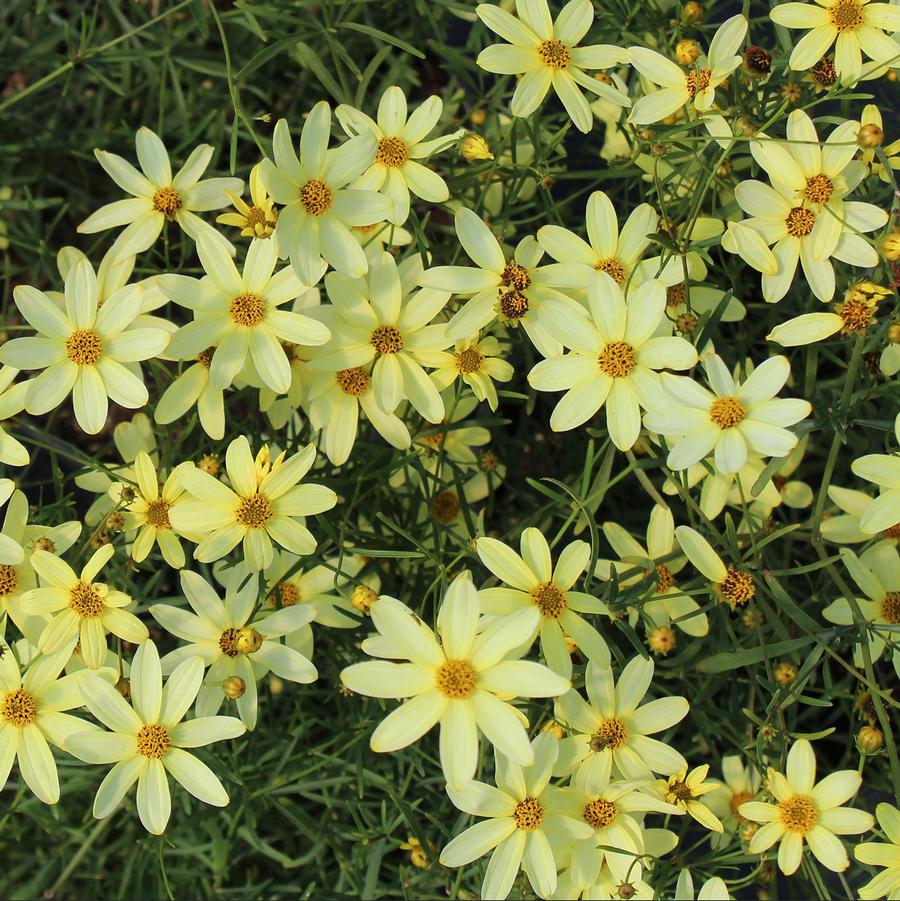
[430,334,514,412]
[739,738,874,875]
[823,544,900,678]
[675,525,757,611]
[0,366,31,467]
[150,567,317,730]
[336,86,464,225]
[595,505,708,637]
[260,102,392,284]
[475,0,630,134]
[419,208,585,357]
[154,346,227,440]
[645,355,811,474]
[0,259,170,434]
[340,574,570,789]
[0,490,81,645]
[78,127,242,258]
[118,451,191,569]
[554,656,689,783]
[855,802,900,899]
[0,645,107,804]
[439,733,593,899]
[851,426,900,534]
[476,527,610,677]
[770,0,900,85]
[821,485,900,543]
[216,163,277,239]
[160,232,331,396]
[309,251,451,423]
[707,755,763,842]
[171,436,337,572]
[537,191,684,295]
[67,640,246,834]
[722,182,887,304]
[549,749,682,884]
[655,764,724,833]
[628,15,748,125]
[25,545,148,669]
[528,273,698,447]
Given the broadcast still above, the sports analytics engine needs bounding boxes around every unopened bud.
[115,676,131,700]
[470,108,486,126]
[647,626,677,655]
[351,584,377,614]
[773,661,797,686]
[880,232,900,261]
[858,725,884,753]
[858,123,884,148]
[223,676,246,699]
[235,627,263,655]
[682,1,704,22]
[675,39,701,65]
[460,133,494,161]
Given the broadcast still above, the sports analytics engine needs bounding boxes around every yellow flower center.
[197,346,216,368]
[590,717,629,751]
[730,790,753,815]
[245,206,270,230]
[0,564,17,596]
[810,56,838,86]
[709,396,746,429]
[665,777,696,805]
[537,39,570,70]
[685,68,712,98]
[219,627,241,657]
[145,498,171,529]
[68,581,104,618]
[779,795,818,833]
[513,796,545,830]
[500,262,532,291]
[786,206,816,237]
[431,489,461,523]
[666,282,687,308]
[454,346,484,375]
[236,493,272,529]
[65,329,103,365]
[337,367,371,396]
[583,797,618,829]
[229,292,265,327]
[434,659,477,699]
[219,626,263,656]
[881,522,900,540]
[136,723,171,759]
[530,582,567,619]
[595,257,627,286]
[837,298,875,332]
[274,581,299,607]
[881,592,900,624]
[375,136,409,167]
[597,341,636,378]
[805,174,834,205]
[648,625,677,654]
[479,450,499,472]
[498,288,529,321]
[371,325,404,355]
[1,688,37,726]
[718,568,756,609]
[655,563,675,593]
[829,0,864,32]
[421,431,446,450]
[300,179,333,215]
[152,187,182,220]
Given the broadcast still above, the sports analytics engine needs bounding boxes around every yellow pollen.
[805,174,834,205]
[431,489,461,524]
[709,396,746,429]
[595,257,626,286]
[371,325,404,355]
[881,592,900,624]
[0,564,17,596]
[219,627,241,657]
[718,568,756,609]
[300,179,333,216]
[648,625,677,655]
[590,717,628,751]
[786,207,816,237]
[666,778,695,803]
[685,68,712,98]
[479,450,499,472]
[152,187,182,219]
[421,431,446,450]
[274,582,299,607]
[68,581,104,618]
[65,329,103,365]
[145,498,171,529]
[811,56,837,87]
[829,0,864,32]
[513,797,545,831]
[375,136,409,167]
[537,39,570,70]
[245,206,269,229]
[1,688,37,726]
[837,298,875,333]
[454,347,484,375]
[530,582,567,619]
[336,367,371,396]
[882,523,900,540]
[229,292,265,327]
[500,262,531,291]
[583,798,618,829]
[498,288,529,320]
[236,493,272,529]
[198,454,219,476]
[434,659,477,698]
[666,282,687,308]
[730,790,753,815]
[655,564,675,593]
[197,346,215,368]
[779,795,818,833]
[136,723,171,759]
[597,341,636,378]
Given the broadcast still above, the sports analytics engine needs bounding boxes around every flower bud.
[675,39,701,65]
[235,627,263,655]
[460,133,494,161]
[647,626,677,655]
[858,725,884,753]
[470,108,486,126]
[223,676,246,699]
[858,122,884,148]
[773,661,797,686]
[682,1,704,22]
[351,584,377,614]
[880,232,900,261]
